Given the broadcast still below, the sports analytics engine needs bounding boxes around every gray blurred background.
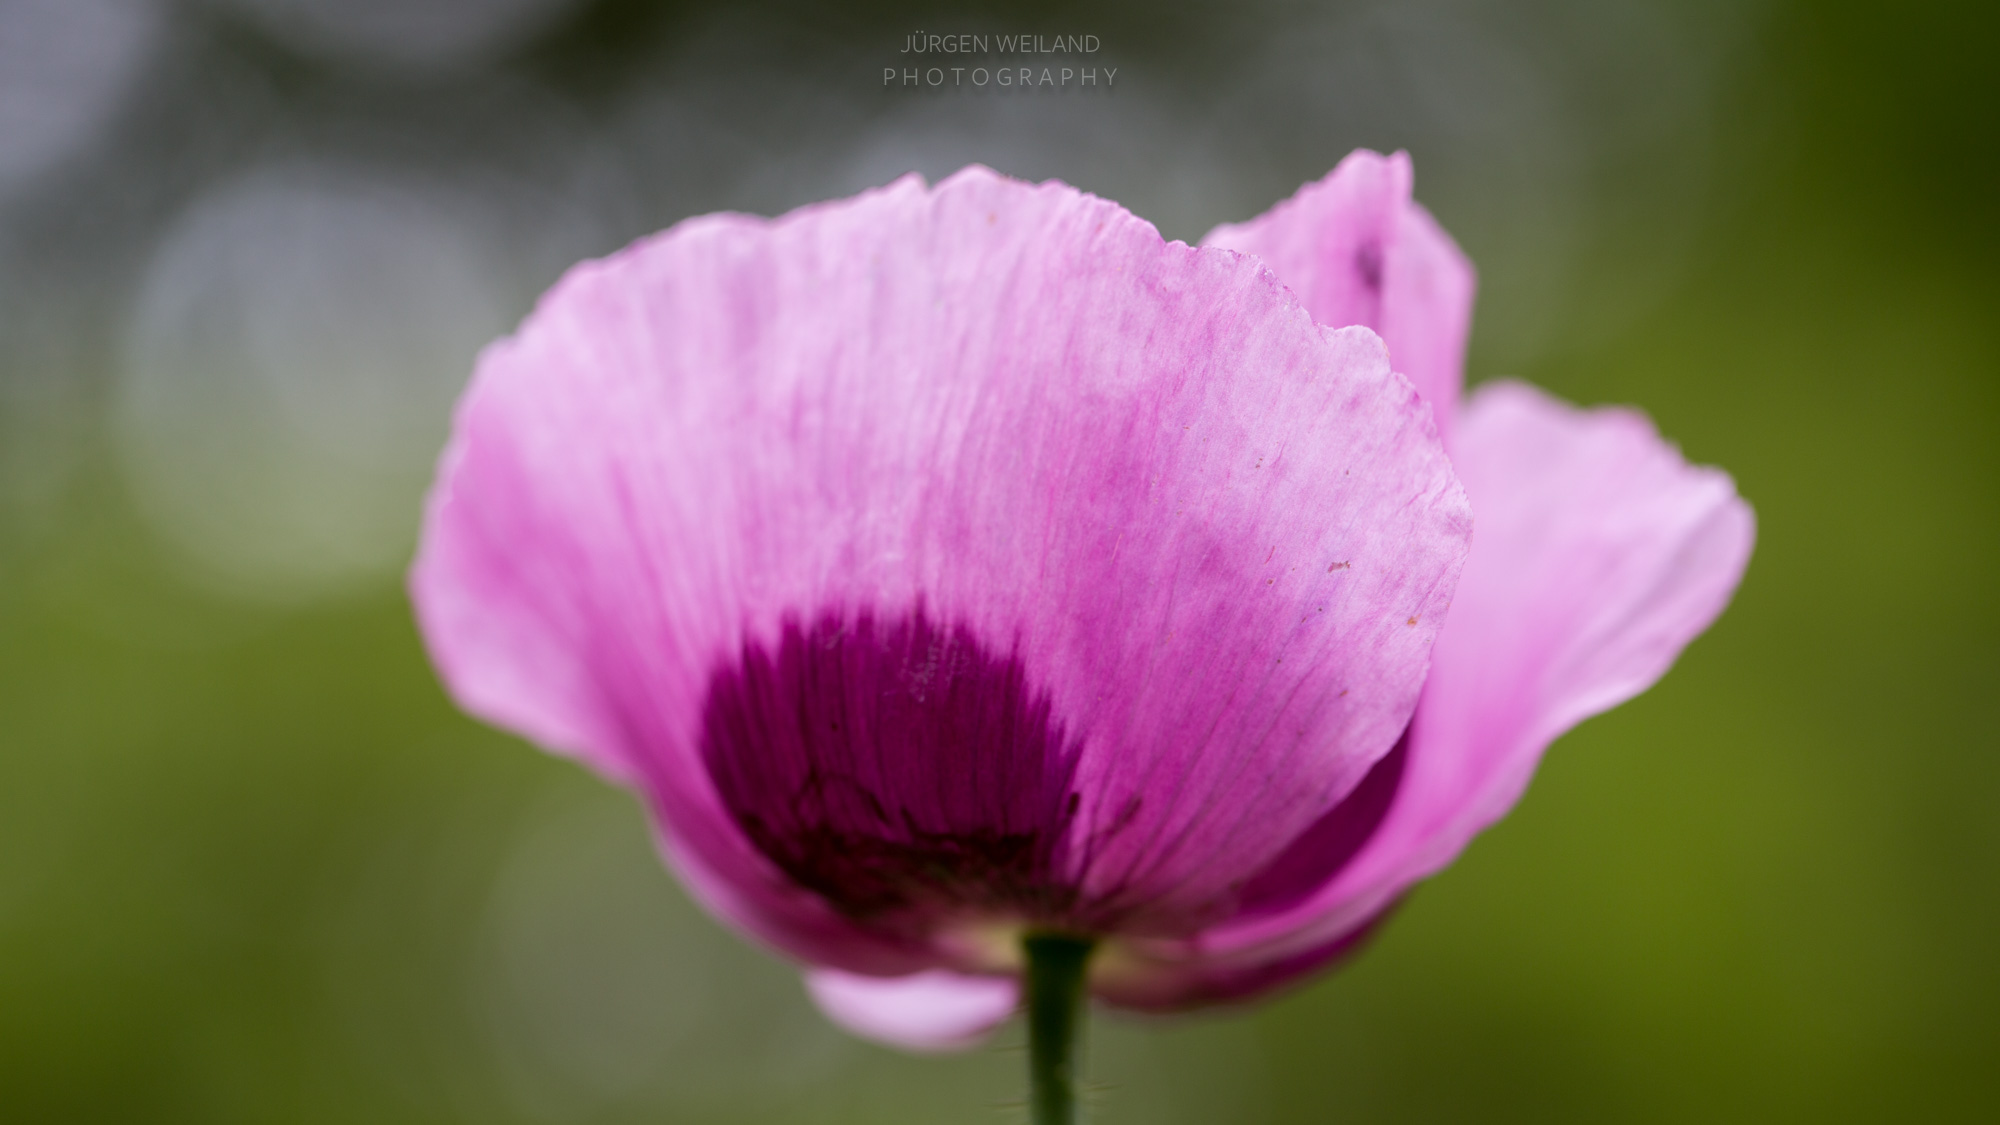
[1,1,1995,1121]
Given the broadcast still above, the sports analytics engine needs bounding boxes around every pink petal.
[410,166,1470,974]
[1378,382,1755,896]
[1203,150,1475,440]
[1096,381,1753,1009]
[805,968,1018,1053]
[1096,902,1397,1011]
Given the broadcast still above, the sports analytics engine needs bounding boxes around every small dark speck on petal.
[1339,689,1349,697]
[1327,561,1349,572]
[1356,242,1384,291]
[1406,617,1419,625]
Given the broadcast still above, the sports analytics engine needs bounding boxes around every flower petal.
[1095,901,1397,1011]
[1203,150,1475,439]
[411,167,1470,972]
[805,967,1018,1053]
[1373,381,1755,902]
[1097,380,1753,1008]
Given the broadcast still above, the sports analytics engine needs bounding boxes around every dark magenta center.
[700,609,1084,934]
[699,607,1409,940]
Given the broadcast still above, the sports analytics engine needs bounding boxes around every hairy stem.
[1024,933,1095,1125]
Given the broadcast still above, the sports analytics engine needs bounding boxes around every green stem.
[1024,933,1095,1125]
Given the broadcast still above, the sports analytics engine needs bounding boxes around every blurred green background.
[1,0,1994,1121]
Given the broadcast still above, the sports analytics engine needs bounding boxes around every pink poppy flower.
[409,153,1751,1059]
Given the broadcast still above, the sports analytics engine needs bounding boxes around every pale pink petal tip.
[1202,149,1475,435]
[805,968,1019,1053]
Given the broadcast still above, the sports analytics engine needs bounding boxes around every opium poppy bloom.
[410,154,1751,1064]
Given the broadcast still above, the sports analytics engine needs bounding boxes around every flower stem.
[1023,932,1095,1125]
